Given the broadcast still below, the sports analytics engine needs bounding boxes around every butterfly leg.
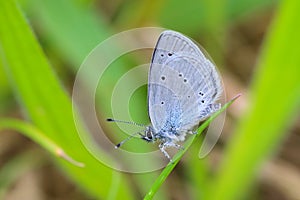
[159,143,172,161]
[159,142,183,162]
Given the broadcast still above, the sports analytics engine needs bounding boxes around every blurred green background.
[1,0,300,199]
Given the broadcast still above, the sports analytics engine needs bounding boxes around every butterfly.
[109,30,223,161]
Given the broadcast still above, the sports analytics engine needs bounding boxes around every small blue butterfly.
[109,30,223,161]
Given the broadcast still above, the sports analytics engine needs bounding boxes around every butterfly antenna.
[106,118,146,127]
[115,132,143,148]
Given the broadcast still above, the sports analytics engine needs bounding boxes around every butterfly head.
[141,126,156,142]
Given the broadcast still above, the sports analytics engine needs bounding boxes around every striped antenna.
[114,132,143,148]
[106,118,146,148]
[106,118,146,127]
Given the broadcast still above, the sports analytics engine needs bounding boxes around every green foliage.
[0,1,133,198]
[207,0,300,199]
[1,0,299,199]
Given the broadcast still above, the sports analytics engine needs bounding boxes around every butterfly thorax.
[142,124,188,144]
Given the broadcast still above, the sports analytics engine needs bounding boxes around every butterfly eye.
[146,132,153,140]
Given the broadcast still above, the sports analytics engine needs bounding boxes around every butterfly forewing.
[148,30,223,135]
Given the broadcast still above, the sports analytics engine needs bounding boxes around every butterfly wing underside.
[148,30,223,135]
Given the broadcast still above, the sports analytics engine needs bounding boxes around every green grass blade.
[0,0,133,198]
[24,1,168,197]
[0,119,84,167]
[0,66,12,113]
[26,0,110,67]
[207,0,300,199]
[28,0,166,196]
[144,94,241,200]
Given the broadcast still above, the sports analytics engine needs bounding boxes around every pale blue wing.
[148,30,223,134]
